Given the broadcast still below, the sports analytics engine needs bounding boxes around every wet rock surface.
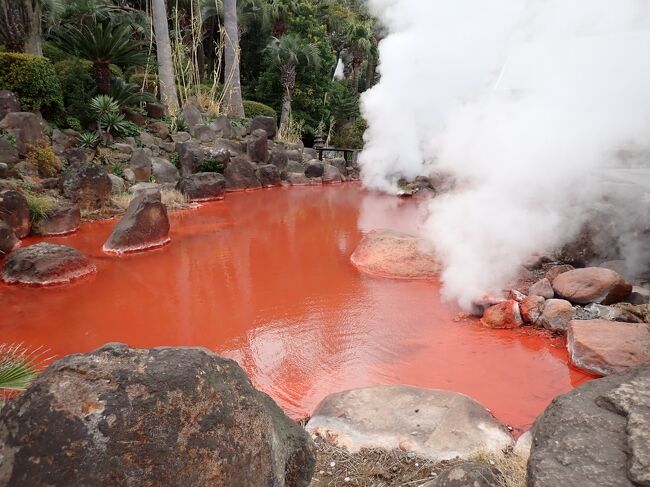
[520,295,545,324]
[176,173,226,201]
[322,163,344,184]
[33,203,80,236]
[552,267,632,305]
[306,385,513,462]
[567,319,650,375]
[528,363,650,487]
[1,242,95,285]
[351,229,439,279]
[103,191,170,253]
[481,300,523,329]
[258,164,281,187]
[0,343,316,487]
[0,190,30,238]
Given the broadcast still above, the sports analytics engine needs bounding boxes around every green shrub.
[243,100,276,119]
[0,53,63,115]
[129,72,158,94]
[23,192,60,222]
[65,116,82,132]
[198,157,225,174]
[42,42,71,64]
[54,58,97,126]
[332,117,367,149]
[25,142,64,177]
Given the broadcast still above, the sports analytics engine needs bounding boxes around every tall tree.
[151,0,179,113]
[0,0,45,54]
[265,34,320,131]
[222,0,245,118]
[345,19,372,93]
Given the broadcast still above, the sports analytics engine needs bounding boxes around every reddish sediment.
[0,184,593,434]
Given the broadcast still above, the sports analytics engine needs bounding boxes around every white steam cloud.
[359,0,650,310]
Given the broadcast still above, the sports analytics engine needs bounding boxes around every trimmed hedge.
[0,53,63,114]
[243,100,276,119]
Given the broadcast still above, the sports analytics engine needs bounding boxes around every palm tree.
[267,0,297,37]
[152,0,179,113]
[222,0,245,118]
[51,22,147,94]
[345,19,373,93]
[265,34,320,132]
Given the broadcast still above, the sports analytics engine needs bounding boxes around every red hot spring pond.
[0,184,592,434]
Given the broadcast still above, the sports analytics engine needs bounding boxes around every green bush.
[129,72,158,94]
[332,117,367,150]
[42,42,72,64]
[0,53,63,115]
[54,58,97,126]
[243,100,276,119]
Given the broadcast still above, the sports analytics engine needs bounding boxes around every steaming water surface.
[0,184,592,433]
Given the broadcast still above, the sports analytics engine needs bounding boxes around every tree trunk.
[0,0,28,52]
[365,59,375,90]
[279,63,296,132]
[279,86,292,132]
[152,0,179,113]
[352,60,362,94]
[222,0,245,118]
[94,62,112,95]
[23,0,41,55]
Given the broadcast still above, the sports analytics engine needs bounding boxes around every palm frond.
[0,343,51,391]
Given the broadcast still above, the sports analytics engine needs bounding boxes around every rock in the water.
[0,220,19,255]
[322,163,343,184]
[0,112,46,156]
[258,164,281,188]
[422,462,501,487]
[528,362,650,487]
[529,278,554,299]
[553,267,632,305]
[520,295,545,324]
[306,385,513,461]
[0,343,316,487]
[351,229,439,279]
[103,191,170,253]
[304,159,324,178]
[567,319,650,375]
[538,299,575,332]
[176,173,226,201]
[247,128,269,163]
[481,300,523,329]
[1,242,95,285]
[250,116,277,139]
[0,90,21,121]
[151,157,179,183]
[130,148,153,182]
[60,163,112,210]
[224,156,261,191]
[0,190,30,238]
[33,203,80,236]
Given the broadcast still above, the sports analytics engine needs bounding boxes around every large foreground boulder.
[567,319,650,375]
[350,229,440,279]
[528,363,650,487]
[306,385,513,462]
[552,267,632,305]
[176,172,226,201]
[0,220,19,255]
[60,163,112,210]
[0,343,316,487]
[103,191,170,254]
[258,164,281,187]
[1,242,95,285]
[33,203,80,236]
[0,190,30,238]
[224,156,261,191]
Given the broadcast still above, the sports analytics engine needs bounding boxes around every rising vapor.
[359,0,650,310]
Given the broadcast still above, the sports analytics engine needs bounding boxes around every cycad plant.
[90,94,119,136]
[51,22,147,94]
[110,77,156,108]
[0,343,51,410]
[265,34,321,132]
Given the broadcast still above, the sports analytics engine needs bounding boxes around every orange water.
[0,184,592,434]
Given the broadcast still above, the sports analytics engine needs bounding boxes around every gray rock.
[181,103,203,129]
[286,149,302,162]
[151,157,179,183]
[214,138,243,156]
[628,286,650,305]
[51,129,79,156]
[123,168,136,185]
[286,173,310,185]
[210,115,234,139]
[171,131,191,144]
[250,116,278,139]
[529,278,554,299]
[306,385,513,461]
[528,363,650,487]
[303,148,318,161]
[269,147,289,172]
[159,141,176,153]
[146,102,167,119]
[129,182,160,195]
[329,157,348,177]
[0,162,7,179]
[423,462,501,487]
[0,343,316,487]
[147,120,169,140]
[538,298,575,332]
[0,190,30,238]
[247,129,269,163]
[62,148,93,166]
[304,160,324,178]
[0,220,19,256]
[193,124,216,143]
[1,242,95,285]
[108,174,126,194]
[103,190,170,253]
[176,141,205,177]
[113,143,133,155]
[258,164,281,187]
[322,163,343,184]
[0,90,21,122]
[33,204,80,236]
[285,160,304,174]
[0,112,47,156]
[137,131,158,148]
[60,163,112,210]
[224,156,261,191]
[177,172,226,201]
[0,139,18,165]
[129,148,153,182]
